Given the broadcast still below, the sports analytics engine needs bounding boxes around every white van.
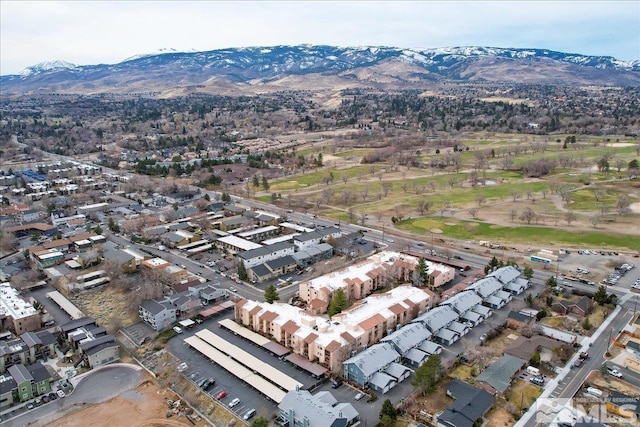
[586,387,603,398]
[173,326,183,334]
[526,366,540,376]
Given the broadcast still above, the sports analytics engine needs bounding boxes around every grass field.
[258,134,640,251]
[396,217,640,251]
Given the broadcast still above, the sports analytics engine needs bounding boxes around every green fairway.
[396,217,640,251]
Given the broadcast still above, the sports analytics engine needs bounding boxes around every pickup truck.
[579,352,589,360]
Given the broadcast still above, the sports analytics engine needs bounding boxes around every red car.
[216,390,227,400]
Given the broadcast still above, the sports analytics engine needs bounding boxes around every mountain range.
[2,45,640,96]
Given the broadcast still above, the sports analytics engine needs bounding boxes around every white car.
[56,390,66,398]
[355,392,364,401]
[229,398,240,407]
[177,362,188,372]
[608,368,623,378]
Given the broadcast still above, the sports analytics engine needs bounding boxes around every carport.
[284,353,328,378]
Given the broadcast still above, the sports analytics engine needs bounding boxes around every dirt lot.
[586,371,640,397]
[71,286,139,332]
[49,373,234,427]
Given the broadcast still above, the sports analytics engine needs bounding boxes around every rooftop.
[0,282,38,319]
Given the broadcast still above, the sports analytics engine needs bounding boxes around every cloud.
[1,1,638,75]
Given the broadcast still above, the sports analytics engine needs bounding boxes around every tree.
[264,284,279,303]
[582,317,592,330]
[237,261,248,281]
[252,175,260,187]
[520,207,536,224]
[412,354,444,395]
[107,218,120,233]
[93,224,103,235]
[523,266,534,280]
[414,257,429,286]
[546,276,557,287]
[565,210,577,226]
[594,285,610,305]
[328,288,347,317]
[261,175,270,191]
[485,256,500,274]
[531,351,541,366]
[590,214,601,229]
[379,399,398,423]
[616,194,630,215]
[524,293,534,307]
[250,417,269,427]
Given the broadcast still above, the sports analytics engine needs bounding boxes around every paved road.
[519,296,638,427]
[1,364,142,427]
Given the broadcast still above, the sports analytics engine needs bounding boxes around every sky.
[1,1,639,75]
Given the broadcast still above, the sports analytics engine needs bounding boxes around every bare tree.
[592,189,605,202]
[0,229,18,254]
[511,190,521,202]
[590,214,601,229]
[469,207,479,219]
[616,194,630,215]
[10,269,41,291]
[520,207,536,224]
[565,211,577,226]
[381,182,392,197]
[476,195,486,206]
[416,200,432,216]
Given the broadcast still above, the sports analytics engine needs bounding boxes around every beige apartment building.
[234,285,431,373]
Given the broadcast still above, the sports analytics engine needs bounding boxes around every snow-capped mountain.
[17,60,77,77]
[2,45,639,95]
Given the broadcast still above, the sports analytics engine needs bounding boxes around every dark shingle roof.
[439,379,496,427]
[26,362,51,383]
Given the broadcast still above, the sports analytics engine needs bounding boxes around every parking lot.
[166,310,382,424]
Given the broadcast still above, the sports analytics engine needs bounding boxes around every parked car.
[229,398,240,408]
[530,376,545,386]
[48,392,57,401]
[177,362,188,372]
[479,333,488,342]
[243,408,256,420]
[216,390,228,400]
[331,379,343,389]
[607,368,623,378]
[26,402,35,410]
[355,392,364,401]
[56,389,66,398]
[173,326,183,334]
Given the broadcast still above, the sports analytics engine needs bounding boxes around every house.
[412,305,459,335]
[80,335,120,368]
[277,390,359,427]
[0,373,17,409]
[551,296,594,317]
[6,362,51,403]
[505,310,536,329]
[138,300,177,331]
[247,255,298,283]
[343,343,401,393]
[441,291,482,317]
[438,379,495,427]
[380,322,432,359]
[505,335,565,364]
[238,242,296,268]
[476,354,527,395]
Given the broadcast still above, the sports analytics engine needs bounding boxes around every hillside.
[2,45,640,97]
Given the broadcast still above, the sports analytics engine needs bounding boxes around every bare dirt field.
[49,375,222,427]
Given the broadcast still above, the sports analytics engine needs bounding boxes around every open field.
[262,133,640,251]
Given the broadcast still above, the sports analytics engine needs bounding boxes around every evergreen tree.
[546,276,557,287]
[237,262,248,281]
[412,354,444,395]
[328,288,348,317]
[264,284,279,303]
[523,265,534,280]
[252,175,260,187]
[379,399,398,423]
[261,175,270,191]
[414,257,429,286]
